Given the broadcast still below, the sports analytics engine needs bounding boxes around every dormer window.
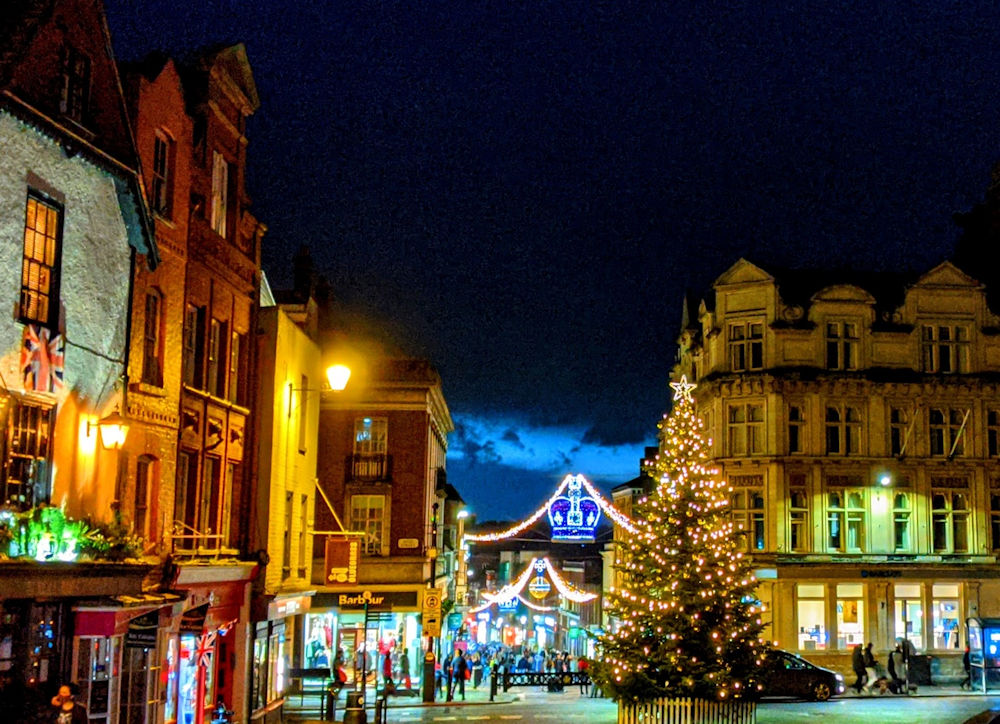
[729,321,763,372]
[826,321,858,370]
[60,47,90,123]
[922,324,969,374]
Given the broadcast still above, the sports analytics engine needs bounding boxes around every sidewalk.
[841,683,992,698]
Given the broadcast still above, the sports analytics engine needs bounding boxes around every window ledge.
[130,381,167,398]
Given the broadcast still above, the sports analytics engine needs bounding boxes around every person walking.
[52,685,87,724]
[399,648,412,690]
[851,644,867,694]
[448,650,468,701]
[863,643,878,693]
[961,646,971,690]
[577,656,590,696]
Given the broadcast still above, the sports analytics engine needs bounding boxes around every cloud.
[501,428,525,449]
[580,419,651,447]
[453,419,502,465]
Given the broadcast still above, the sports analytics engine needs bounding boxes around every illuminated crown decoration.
[547,475,601,541]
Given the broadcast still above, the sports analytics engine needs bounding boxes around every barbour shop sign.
[314,589,420,611]
[339,591,386,607]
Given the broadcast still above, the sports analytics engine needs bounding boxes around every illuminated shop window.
[932,583,960,650]
[894,583,923,651]
[796,584,826,651]
[836,583,865,650]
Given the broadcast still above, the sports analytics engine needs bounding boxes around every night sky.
[106,1,1000,520]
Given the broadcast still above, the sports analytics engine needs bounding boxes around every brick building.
[672,258,1000,680]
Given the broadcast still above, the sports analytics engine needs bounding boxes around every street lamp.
[88,410,129,450]
[326,364,351,391]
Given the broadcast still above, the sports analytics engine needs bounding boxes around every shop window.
[836,583,865,649]
[351,494,386,555]
[932,489,969,553]
[893,492,912,552]
[894,583,923,651]
[827,489,865,553]
[932,583,960,650]
[890,407,910,457]
[727,402,763,456]
[826,321,859,370]
[731,487,765,551]
[922,324,969,374]
[789,483,809,552]
[825,405,861,455]
[74,636,119,723]
[121,644,158,724]
[1,400,53,509]
[176,633,214,723]
[20,192,63,329]
[930,408,966,457]
[788,405,805,454]
[729,321,763,372]
[797,584,826,651]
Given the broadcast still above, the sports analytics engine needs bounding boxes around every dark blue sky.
[107,1,1000,520]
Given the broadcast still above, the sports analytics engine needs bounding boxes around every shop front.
[249,593,311,723]
[308,588,424,690]
[169,563,254,724]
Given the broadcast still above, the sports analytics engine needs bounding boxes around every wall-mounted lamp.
[457,509,470,520]
[87,410,130,450]
[326,364,351,391]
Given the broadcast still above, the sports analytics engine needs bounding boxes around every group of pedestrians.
[851,639,917,695]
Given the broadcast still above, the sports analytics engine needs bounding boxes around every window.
[788,405,805,454]
[789,482,808,552]
[932,489,969,553]
[282,491,293,574]
[182,305,205,388]
[729,321,763,372]
[353,417,388,479]
[60,47,90,122]
[825,406,860,455]
[929,408,966,457]
[826,321,859,370]
[827,489,865,552]
[228,332,245,404]
[894,583,923,651]
[298,374,308,453]
[890,407,910,457]
[932,584,960,650]
[893,492,912,552]
[200,457,221,536]
[175,452,197,534]
[210,151,229,237]
[836,583,865,649]
[207,319,228,398]
[727,403,763,456]
[922,324,969,374]
[796,584,827,651]
[989,411,1000,457]
[991,489,1000,552]
[20,193,62,329]
[152,132,174,218]
[142,291,163,386]
[731,487,765,551]
[1,401,53,509]
[350,494,385,555]
[135,456,154,539]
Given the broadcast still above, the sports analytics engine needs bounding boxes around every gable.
[811,284,876,304]
[912,261,983,290]
[714,258,774,287]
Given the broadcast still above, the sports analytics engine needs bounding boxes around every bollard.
[374,696,385,724]
[342,690,367,724]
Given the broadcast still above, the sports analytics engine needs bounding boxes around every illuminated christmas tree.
[594,376,769,702]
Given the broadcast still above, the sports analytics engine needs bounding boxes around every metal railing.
[347,454,392,482]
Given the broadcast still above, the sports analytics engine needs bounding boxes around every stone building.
[672,258,1000,678]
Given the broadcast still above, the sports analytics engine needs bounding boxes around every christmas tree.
[594,376,769,702]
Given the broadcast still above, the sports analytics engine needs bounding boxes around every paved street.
[295,689,1000,724]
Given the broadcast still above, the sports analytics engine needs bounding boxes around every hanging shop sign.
[447,612,463,631]
[125,611,159,649]
[547,475,601,541]
[325,538,360,584]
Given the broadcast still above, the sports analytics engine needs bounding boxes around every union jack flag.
[20,324,64,393]
[194,631,216,669]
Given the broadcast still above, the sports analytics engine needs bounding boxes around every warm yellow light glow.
[326,364,351,391]
[88,410,129,450]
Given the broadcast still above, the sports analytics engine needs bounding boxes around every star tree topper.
[669,374,696,402]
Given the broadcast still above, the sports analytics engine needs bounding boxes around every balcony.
[347,453,392,482]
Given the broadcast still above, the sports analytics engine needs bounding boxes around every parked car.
[760,650,845,701]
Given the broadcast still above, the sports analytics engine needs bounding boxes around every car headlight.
[834,674,844,681]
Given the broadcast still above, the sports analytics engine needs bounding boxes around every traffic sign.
[422,589,443,638]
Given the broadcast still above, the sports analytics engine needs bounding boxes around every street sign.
[422,589,443,638]
[447,612,463,631]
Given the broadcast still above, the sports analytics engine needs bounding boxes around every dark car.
[760,650,845,701]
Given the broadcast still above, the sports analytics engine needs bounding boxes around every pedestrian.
[51,685,87,724]
[851,644,867,694]
[400,648,412,690]
[448,650,467,701]
[890,641,908,693]
[382,647,394,691]
[961,646,971,690]
[577,656,590,696]
[863,642,878,693]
